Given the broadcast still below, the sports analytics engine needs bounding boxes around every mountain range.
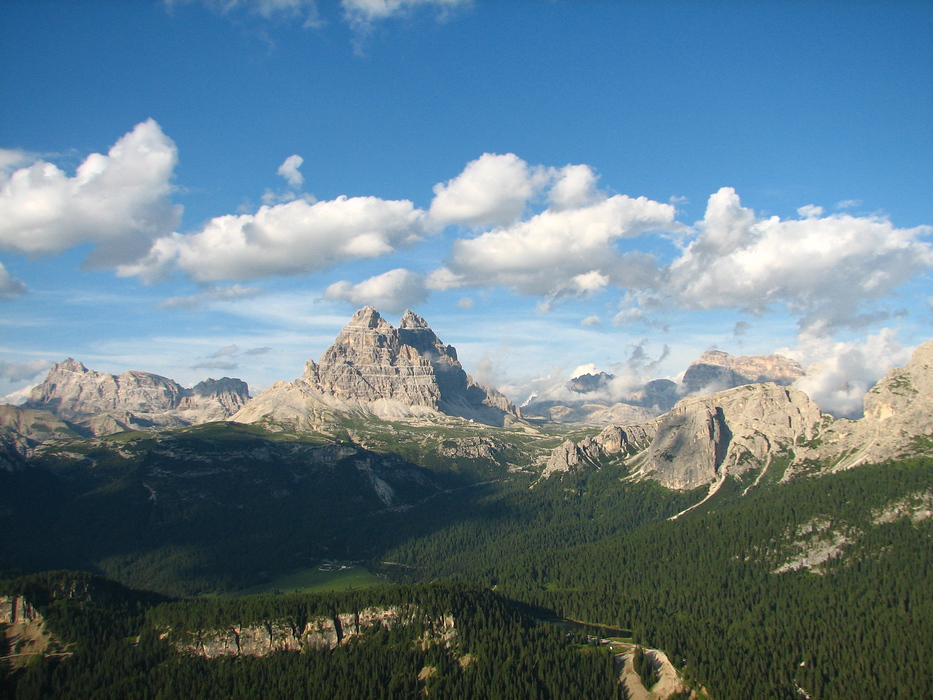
[4,306,931,495]
[1,307,932,699]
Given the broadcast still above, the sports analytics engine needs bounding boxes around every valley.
[2,307,932,698]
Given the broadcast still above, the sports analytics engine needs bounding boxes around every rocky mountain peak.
[234,307,520,429]
[347,305,387,329]
[399,309,430,330]
[56,358,88,374]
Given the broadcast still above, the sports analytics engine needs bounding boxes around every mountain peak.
[56,358,89,373]
[399,310,430,330]
[346,305,388,330]
[235,307,520,428]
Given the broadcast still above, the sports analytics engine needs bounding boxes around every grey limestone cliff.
[166,605,455,659]
[22,359,250,436]
[682,350,804,394]
[233,307,520,430]
[544,339,933,490]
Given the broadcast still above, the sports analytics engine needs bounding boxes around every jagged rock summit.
[22,359,250,436]
[545,339,933,492]
[232,307,520,430]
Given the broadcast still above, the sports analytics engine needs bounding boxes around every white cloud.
[167,0,322,22]
[797,204,824,218]
[457,296,474,310]
[157,284,264,310]
[581,315,602,327]
[0,359,51,384]
[0,120,180,267]
[548,164,602,211]
[0,149,33,179]
[662,187,933,333]
[429,194,676,297]
[0,262,26,301]
[324,267,428,313]
[785,327,913,418]
[428,153,548,229]
[342,0,467,27]
[277,154,304,189]
[121,195,427,283]
[836,199,862,210]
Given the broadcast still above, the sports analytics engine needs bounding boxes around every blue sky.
[1,0,931,417]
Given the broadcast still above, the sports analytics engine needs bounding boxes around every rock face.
[682,350,804,394]
[234,307,520,430]
[804,338,933,471]
[545,340,933,490]
[545,384,824,489]
[167,605,455,658]
[22,360,250,436]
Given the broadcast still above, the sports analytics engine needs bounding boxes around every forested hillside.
[2,420,931,697]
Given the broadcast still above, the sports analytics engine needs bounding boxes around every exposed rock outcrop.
[682,350,804,394]
[545,384,824,489]
[802,338,933,471]
[545,340,933,490]
[0,596,64,668]
[22,360,250,436]
[233,307,521,430]
[167,605,455,658]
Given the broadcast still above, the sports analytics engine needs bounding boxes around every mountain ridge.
[545,338,933,491]
[21,359,250,436]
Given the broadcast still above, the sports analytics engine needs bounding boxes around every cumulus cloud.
[659,187,933,334]
[324,268,428,313]
[785,328,913,418]
[0,262,26,301]
[0,149,32,178]
[429,193,675,299]
[0,120,180,267]
[121,195,426,283]
[0,359,51,384]
[429,153,548,229]
[548,164,603,211]
[277,154,304,189]
[581,315,602,327]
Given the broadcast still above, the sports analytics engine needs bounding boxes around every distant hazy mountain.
[20,358,250,435]
[523,349,804,426]
[681,349,804,394]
